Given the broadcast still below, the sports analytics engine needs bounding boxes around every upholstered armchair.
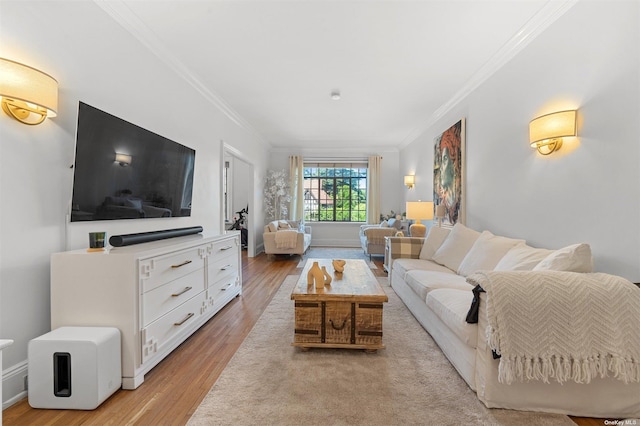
[263,220,312,258]
[359,218,403,260]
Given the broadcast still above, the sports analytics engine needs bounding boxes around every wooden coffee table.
[291,259,388,352]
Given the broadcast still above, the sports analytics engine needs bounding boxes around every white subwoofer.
[28,326,121,410]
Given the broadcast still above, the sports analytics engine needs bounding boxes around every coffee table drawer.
[294,301,322,344]
[325,302,352,344]
[355,302,383,346]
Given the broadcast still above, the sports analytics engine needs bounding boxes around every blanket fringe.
[495,353,640,385]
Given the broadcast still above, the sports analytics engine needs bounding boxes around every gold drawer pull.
[220,245,233,251]
[174,312,194,326]
[220,264,232,271]
[171,286,192,297]
[171,260,192,269]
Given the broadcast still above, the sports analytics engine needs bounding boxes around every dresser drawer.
[142,268,205,327]
[207,255,238,289]
[208,275,240,308]
[209,238,238,257]
[141,292,207,364]
[140,246,205,293]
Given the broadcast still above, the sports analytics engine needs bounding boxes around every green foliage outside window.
[303,165,367,222]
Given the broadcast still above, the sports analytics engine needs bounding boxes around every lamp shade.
[435,204,446,218]
[115,153,132,166]
[406,201,434,224]
[404,175,415,187]
[529,110,576,146]
[0,58,58,117]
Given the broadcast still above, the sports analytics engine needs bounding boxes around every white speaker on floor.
[28,326,121,410]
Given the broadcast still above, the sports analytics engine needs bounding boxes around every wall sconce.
[529,110,577,155]
[0,58,58,125]
[115,153,132,166]
[404,175,415,189]
[406,200,433,238]
[435,204,446,227]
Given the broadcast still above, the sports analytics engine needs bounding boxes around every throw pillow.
[457,232,524,277]
[387,218,402,230]
[380,220,389,227]
[267,221,278,232]
[532,243,593,272]
[419,226,451,260]
[493,243,553,271]
[432,223,481,272]
[278,220,291,230]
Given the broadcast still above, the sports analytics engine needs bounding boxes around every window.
[303,163,367,222]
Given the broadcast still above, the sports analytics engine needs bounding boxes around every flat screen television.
[70,102,195,222]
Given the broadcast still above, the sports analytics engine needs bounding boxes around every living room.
[1,0,638,424]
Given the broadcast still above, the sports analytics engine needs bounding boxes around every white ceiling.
[98,1,569,149]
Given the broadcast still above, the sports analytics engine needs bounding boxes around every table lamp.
[406,201,434,238]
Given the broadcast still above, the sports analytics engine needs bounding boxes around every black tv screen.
[70,102,195,222]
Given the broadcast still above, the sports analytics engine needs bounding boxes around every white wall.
[401,1,640,281]
[0,1,269,406]
[268,148,401,247]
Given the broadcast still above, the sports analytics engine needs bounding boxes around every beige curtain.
[289,155,304,221]
[367,155,382,224]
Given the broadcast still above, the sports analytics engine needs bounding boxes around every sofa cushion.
[532,243,593,272]
[432,223,481,272]
[426,288,477,348]
[267,221,279,232]
[392,258,455,280]
[457,231,524,277]
[405,270,473,302]
[419,226,451,260]
[494,242,553,271]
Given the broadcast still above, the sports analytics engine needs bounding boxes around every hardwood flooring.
[3,251,604,425]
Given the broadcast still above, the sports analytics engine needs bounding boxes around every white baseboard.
[3,360,28,409]
[310,239,360,248]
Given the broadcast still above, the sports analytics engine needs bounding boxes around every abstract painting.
[433,119,465,226]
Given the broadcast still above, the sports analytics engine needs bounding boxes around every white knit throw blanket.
[274,230,298,249]
[466,271,640,385]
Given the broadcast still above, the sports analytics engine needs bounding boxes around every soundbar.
[109,226,203,247]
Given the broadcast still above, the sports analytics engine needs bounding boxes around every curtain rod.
[302,156,380,162]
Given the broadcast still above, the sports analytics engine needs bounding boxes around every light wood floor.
[3,251,605,425]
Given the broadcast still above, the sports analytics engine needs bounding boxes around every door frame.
[221,142,256,257]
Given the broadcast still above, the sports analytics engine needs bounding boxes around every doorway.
[222,144,255,257]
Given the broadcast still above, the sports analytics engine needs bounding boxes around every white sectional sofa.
[387,223,640,418]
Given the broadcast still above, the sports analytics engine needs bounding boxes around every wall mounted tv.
[70,102,195,222]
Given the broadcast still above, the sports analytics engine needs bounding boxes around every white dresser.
[50,232,241,389]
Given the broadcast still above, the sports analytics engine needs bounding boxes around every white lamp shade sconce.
[115,153,132,166]
[529,110,577,155]
[404,175,415,189]
[406,200,434,238]
[0,58,58,125]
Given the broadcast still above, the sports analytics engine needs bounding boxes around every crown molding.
[94,0,269,145]
[399,0,579,149]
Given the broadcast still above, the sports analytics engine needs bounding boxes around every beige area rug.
[297,247,378,269]
[188,276,574,426]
